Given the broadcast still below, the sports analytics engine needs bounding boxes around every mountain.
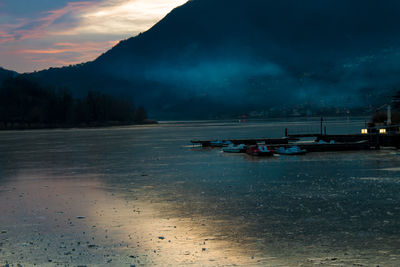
[28,0,400,118]
[0,67,18,83]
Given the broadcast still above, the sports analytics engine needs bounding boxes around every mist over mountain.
[25,0,400,118]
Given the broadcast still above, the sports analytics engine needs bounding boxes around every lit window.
[361,129,368,134]
[379,129,387,134]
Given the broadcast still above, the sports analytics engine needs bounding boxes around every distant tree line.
[0,76,150,129]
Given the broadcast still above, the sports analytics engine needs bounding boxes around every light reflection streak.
[0,171,270,266]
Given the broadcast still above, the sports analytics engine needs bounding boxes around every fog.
[27,0,400,118]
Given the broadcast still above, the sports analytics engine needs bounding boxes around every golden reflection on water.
[0,172,277,266]
[2,122,400,266]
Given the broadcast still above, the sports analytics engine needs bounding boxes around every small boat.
[210,140,232,147]
[274,146,307,155]
[223,144,247,153]
[246,145,274,156]
[191,138,289,147]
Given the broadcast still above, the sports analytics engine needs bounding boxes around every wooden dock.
[289,134,400,149]
[271,140,371,152]
[191,138,289,147]
[192,133,400,152]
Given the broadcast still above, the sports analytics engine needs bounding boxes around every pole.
[387,105,392,126]
[376,129,380,150]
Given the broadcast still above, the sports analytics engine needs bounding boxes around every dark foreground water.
[1,118,400,266]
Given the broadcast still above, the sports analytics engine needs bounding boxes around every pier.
[191,124,400,152]
[191,138,289,147]
[287,125,400,149]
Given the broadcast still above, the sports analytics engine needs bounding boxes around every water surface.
[1,118,400,266]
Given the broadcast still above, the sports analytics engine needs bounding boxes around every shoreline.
[0,119,158,131]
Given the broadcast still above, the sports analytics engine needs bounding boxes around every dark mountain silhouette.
[26,0,400,118]
[0,67,18,83]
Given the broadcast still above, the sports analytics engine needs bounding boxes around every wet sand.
[1,119,400,266]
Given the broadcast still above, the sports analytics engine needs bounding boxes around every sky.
[0,0,188,73]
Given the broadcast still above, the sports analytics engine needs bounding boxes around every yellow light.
[379,129,387,134]
[361,129,368,134]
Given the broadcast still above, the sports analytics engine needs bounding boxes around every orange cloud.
[3,41,117,55]
[53,40,120,49]
[0,1,94,44]
[0,0,187,72]
[0,40,119,71]
[0,21,27,44]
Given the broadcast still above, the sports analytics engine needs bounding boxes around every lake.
[1,117,400,266]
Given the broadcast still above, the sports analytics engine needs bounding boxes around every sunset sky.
[0,0,188,73]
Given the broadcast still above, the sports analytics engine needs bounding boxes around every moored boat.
[246,145,274,156]
[210,140,232,147]
[223,144,247,153]
[274,146,307,155]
